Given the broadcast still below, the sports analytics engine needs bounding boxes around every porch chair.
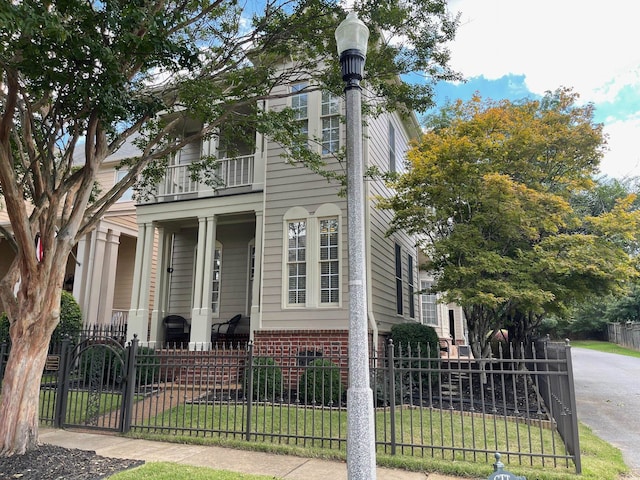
[211,314,242,345]
[163,315,190,347]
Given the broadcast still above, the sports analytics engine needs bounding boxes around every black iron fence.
[0,335,581,473]
[608,322,640,351]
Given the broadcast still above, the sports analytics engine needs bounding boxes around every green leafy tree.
[0,0,460,454]
[381,91,640,358]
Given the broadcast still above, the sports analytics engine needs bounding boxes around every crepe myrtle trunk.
[0,268,64,456]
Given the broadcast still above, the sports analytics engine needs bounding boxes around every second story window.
[115,169,134,202]
[287,220,307,304]
[321,91,340,154]
[292,83,309,148]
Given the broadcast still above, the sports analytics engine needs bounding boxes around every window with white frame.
[408,254,415,318]
[321,91,340,154]
[287,221,307,304]
[389,122,396,173]
[395,243,403,315]
[211,242,222,312]
[292,83,309,148]
[115,169,134,202]
[319,218,339,303]
[420,279,438,326]
[284,205,341,308]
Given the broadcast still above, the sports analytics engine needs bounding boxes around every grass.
[39,389,126,424]
[137,401,563,468]
[570,340,640,359]
[114,420,628,480]
[108,462,276,480]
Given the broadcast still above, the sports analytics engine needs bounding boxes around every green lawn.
[39,389,125,424]
[109,462,276,480]
[135,402,569,472]
[571,340,640,359]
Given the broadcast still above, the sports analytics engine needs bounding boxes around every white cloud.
[447,0,640,101]
[601,118,640,179]
[446,0,640,178]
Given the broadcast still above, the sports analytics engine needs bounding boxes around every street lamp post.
[335,12,376,480]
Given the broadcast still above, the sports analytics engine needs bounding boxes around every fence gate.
[59,337,132,432]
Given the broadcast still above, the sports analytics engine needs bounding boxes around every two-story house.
[125,80,427,353]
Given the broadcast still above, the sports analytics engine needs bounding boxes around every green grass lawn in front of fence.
[571,340,640,358]
[134,401,567,471]
[39,389,126,424]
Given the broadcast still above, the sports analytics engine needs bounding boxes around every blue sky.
[430,0,640,179]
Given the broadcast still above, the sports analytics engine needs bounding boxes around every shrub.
[249,356,283,401]
[0,290,83,345]
[80,344,159,387]
[390,323,440,393]
[299,358,343,406]
[390,322,439,357]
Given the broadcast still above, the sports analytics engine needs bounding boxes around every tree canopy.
[0,0,460,455]
[381,90,640,358]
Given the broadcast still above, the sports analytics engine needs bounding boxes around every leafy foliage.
[0,292,83,345]
[381,91,640,357]
[298,358,344,406]
[390,322,439,358]
[249,357,283,401]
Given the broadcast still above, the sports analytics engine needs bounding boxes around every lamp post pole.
[335,13,376,480]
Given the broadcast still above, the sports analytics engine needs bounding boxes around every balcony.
[153,155,255,202]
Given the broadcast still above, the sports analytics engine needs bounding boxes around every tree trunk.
[0,325,53,455]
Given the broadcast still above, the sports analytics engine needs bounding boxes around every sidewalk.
[39,428,472,480]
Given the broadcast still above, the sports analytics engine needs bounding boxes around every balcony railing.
[155,155,254,200]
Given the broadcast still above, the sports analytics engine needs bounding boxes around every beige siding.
[366,112,420,332]
[261,87,348,330]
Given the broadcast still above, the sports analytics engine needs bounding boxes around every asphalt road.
[571,347,640,473]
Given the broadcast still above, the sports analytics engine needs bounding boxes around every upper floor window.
[321,92,340,154]
[420,279,438,326]
[389,122,396,173]
[292,83,309,148]
[115,169,134,202]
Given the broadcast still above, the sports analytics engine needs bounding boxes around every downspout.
[362,119,379,352]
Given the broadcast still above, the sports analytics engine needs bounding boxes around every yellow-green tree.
[382,90,640,358]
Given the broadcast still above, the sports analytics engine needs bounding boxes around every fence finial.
[487,452,526,480]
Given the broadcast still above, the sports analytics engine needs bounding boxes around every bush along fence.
[0,335,580,473]
[608,322,640,351]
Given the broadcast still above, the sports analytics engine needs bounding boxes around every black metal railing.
[0,335,581,473]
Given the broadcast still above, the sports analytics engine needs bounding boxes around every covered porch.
[127,199,264,349]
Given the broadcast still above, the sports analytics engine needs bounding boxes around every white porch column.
[96,230,121,325]
[73,235,90,320]
[150,227,172,343]
[128,222,155,342]
[85,227,108,324]
[249,211,263,339]
[190,215,216,348]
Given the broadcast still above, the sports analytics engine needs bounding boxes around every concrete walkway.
[39,428,473,480]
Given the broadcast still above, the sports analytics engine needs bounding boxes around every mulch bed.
[0,444,144,480]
